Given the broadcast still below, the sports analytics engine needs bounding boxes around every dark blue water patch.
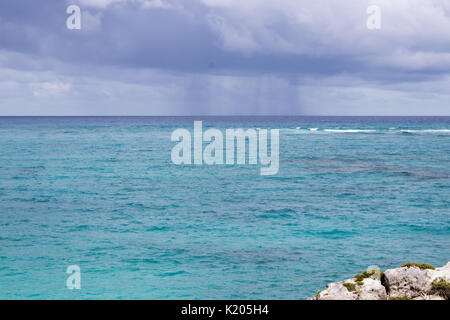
[146,226,171,232]
[156,270,188,277]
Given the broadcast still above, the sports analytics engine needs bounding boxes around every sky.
[1,0,450,115]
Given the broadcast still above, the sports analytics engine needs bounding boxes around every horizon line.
[1,115,450,117]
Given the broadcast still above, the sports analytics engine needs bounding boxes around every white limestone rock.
[314,277,386,300]
[384,262,450,299]
[384,265,432,299]
[412,294,445,300]
[356,278,387,300]
[314,281,357,300]
[311,262,449,300]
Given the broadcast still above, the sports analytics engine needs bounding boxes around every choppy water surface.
[0,116,449,299]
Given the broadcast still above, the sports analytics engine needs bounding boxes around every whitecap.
[324,129,377,133]
[400,129,450,134]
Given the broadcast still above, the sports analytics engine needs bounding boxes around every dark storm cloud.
[1,0,450,78]
[0,0,381,77]
[0,0,450,115]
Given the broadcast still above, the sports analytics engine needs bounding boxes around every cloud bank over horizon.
[1,0,450,115]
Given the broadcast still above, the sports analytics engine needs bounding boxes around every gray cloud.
[0,0,450,115]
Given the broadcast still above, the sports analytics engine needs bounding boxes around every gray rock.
[412,294,445,300]
[315,281,357,300]
[314,277,386,300]
[356,278,387,300]
[385,262,450,299]
[384,266,432,299]
[311,262,449,300]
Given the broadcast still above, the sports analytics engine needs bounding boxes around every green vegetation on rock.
[389,296,410,300]
[343,282,356,292]
[401,262,435,270]
[354,270,376,285]
[431,278,450,299]
[432,278,450,289]
[315,290,321,298]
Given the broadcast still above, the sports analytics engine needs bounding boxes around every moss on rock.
[389,296,410,300]
[401,262,435,270]
[354,270,376,285]
[343,282,356,292]
[431,278,450,299]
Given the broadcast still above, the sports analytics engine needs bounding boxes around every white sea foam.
[400,129,450,134]
[281,128,306,134]
[323,129,377,133]
[281,128,450,135]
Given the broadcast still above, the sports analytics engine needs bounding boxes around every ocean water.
[0,116,449,299]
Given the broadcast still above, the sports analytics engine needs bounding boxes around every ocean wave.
[283,128,450,134]
[398,129,450,134]
[323,129,377,133]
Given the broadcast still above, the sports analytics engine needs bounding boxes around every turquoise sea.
[0,116,449,299]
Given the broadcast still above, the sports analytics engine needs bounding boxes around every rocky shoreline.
[310,262,450,300]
